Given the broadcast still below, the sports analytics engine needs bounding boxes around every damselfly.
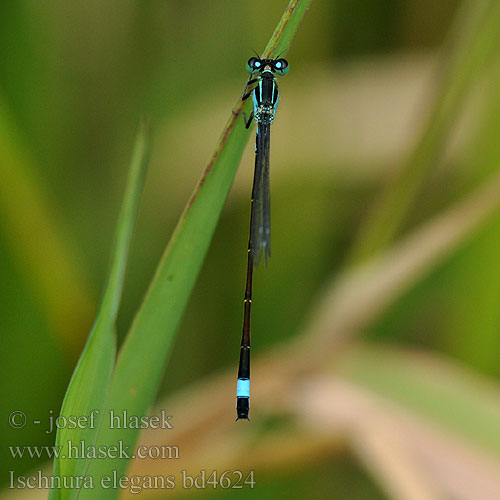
[236,55,289,421]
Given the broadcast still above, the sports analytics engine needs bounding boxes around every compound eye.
[274,58,289,75]
[246,57,262,74]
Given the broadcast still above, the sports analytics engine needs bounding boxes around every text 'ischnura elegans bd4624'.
[236,55,289,421]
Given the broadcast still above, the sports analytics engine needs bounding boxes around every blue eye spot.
[275,62,282,68]
[254,61,261,67]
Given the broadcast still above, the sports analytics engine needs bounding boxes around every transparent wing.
[261,122,271,265]
[250,121,271,266]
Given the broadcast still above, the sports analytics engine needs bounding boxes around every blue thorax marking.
[252,71,279,123]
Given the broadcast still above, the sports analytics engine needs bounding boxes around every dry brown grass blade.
[294,376,500,500]
[299,168,500,362]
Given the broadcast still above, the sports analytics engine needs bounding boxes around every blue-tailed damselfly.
[236,55,289,421]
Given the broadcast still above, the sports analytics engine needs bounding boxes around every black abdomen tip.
[236,398,250,420]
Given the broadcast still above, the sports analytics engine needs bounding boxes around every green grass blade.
[262,0,313,58]
[348,0,500,264]
[431,65,500,374]
[49,122,151,500]
[79,2,312,498]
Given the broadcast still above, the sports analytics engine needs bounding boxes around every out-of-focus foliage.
[3,1,500,499]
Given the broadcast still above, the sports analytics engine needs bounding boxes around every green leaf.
[49,122,151,500]
[78,1,313,498]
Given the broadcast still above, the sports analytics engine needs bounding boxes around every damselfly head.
[246,57,289,76]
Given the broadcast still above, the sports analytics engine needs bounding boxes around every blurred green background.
[4,0,500,498]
